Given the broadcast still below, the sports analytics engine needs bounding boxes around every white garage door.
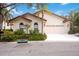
[44,25,68,34]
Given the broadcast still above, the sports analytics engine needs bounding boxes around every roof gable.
[34,10,69,23]
[9,16,32,22]
[10,13,47,22]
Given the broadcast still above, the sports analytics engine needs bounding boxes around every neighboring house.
[2,10,70,34]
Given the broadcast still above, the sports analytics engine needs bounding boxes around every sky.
[10,3,79,18]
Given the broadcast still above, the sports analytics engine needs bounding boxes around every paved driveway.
[0,41,79,56]
[46,34,79,41]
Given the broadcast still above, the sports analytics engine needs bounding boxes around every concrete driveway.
[46,34,79,41]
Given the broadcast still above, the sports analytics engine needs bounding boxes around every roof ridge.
[34,9,68,20]
[10,12,47,21]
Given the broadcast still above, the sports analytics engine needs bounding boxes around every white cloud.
[10,9,23,16]
[55,10,68,16]
[32,6,39,12]
[60,3,68,5]
[32,6,36,10]
[7,7,23,15]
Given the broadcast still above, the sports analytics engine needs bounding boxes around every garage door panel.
[44,27,66,34]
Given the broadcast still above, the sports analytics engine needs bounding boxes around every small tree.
[0,3,16,30]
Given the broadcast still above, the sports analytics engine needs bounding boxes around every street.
[0,41,79,56]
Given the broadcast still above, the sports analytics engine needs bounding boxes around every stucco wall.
[24,14,43,33]
[2,21,10,29]
[11,17,31,33]
[35,12,70,34]
[11,15,43,33]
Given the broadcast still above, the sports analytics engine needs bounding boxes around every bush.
[29,29,39,35]
[29,33,47,41]
[75,27,79,33]
[68,27,79,34]
[29,30,47,41]
[0,35,17,42]
[68,29,76,34]
[3,29,13,32]
[0,29,29,42]
[3,30,14,36]
[14,29,26,35]
[0,29,18,42]
[0,29,47,42]
[43,33,47,39]
[17,34,30,39]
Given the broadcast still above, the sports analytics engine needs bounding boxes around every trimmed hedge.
[0,29,47,42]
[3,29,13,32]
[16,34,30,39]
[29,33,47,41]
[0,29,16,42]
[1,35,17,42]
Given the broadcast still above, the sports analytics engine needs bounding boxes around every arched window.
[19,23,24,30]
[34,22,38,30]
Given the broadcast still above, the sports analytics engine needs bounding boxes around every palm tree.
[0,3,48,32]
[27,3,48,33]
[0,3,18,40]
[35,3,48,33]
[68,10,79,34]
[0,3,16,30]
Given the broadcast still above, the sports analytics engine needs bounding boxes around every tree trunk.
[41,10,44,33]
[0,14,3,31]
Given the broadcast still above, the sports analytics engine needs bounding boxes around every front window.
[34,22,38,31]
[19,23,24,30]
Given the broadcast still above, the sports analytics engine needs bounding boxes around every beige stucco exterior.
[9,14,44,33]
[10,17,31,33]
[2,21,10,29]
[35,11,70,34]
[3,10,70,34]
[23,14,44,33]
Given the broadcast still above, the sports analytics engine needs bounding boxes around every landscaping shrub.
[0,29,17,42]
[3,30,14,36]
[29,33,47,41]
[29,30,47,41]
[3,29,13,32]
[0,29,47,42]
[20,30,47,41]
[68,29,76,34]
[68,27,79,34]
[75,27,79,33]
[14,29,26,35]
[0,35,17,42]
[17,34,30,39]
[43,33,47,39]
[29,29,39,35]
